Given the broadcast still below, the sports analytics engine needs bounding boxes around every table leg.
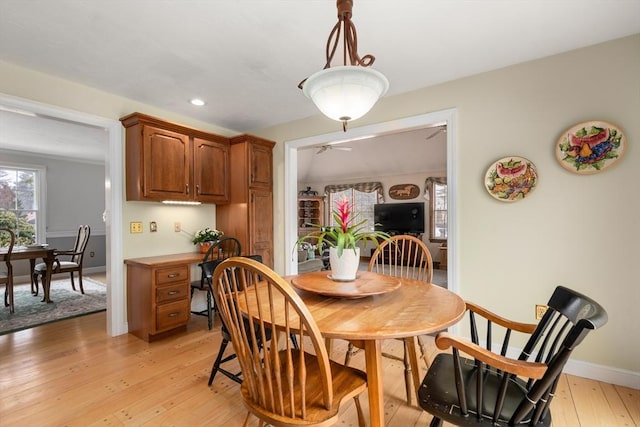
[364,340,384,427]
[42,254,55,303]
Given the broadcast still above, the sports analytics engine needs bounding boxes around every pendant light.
[299,0,389,131]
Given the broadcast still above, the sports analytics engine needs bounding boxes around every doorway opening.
[284,109,458,294]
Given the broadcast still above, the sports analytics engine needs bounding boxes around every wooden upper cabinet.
[248,141,273,188]
[193,137,229,203]
[142,125,191,200]
[121,113,229,204]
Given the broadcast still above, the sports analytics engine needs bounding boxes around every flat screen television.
[374,202,425,235]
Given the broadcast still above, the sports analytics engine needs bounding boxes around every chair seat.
[418,353,548,427]
[241,349,367,426]
[34,261,79,272]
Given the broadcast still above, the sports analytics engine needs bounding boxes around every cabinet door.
[248,142,273,188]
[249,189,273,267]
[142,125,191,200]
[193,137,229,203]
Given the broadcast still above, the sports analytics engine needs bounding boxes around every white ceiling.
[0,0,638,174]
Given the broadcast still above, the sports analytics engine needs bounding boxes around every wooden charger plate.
[291,270,401,299]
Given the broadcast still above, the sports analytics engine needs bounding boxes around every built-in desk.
[125,252,203,341]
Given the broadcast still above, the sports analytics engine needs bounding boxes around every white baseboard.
[563,359,640,389]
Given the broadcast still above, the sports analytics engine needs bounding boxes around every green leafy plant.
[192,227,223,244]
[296,196,390,256]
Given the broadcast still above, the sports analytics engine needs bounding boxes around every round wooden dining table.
[282,270,466,427]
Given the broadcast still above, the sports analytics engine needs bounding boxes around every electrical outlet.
[89,251,95,257]
[535,304,547,320]
[174,222,181,232]
[130,222,143,233]
[150,221,157,232]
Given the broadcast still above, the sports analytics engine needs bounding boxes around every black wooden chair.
[190,237,241,330]
[418,285,608,426]
[207,254,262,385]
[33,224,90,294]
[1,228,16,313]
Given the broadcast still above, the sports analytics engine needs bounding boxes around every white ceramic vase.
[329,246,360,281]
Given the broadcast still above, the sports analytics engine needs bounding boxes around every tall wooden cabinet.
[120,112,229,204]
[216,134,275,267]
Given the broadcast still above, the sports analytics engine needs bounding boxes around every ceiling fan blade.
[333,146,352,151]
[316,146,329,154]
[425,130,440,140]
[426,126,446,140]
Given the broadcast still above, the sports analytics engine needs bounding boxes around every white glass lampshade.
[302,66,389,123]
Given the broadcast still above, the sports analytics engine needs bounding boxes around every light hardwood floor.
[1,307,638,425]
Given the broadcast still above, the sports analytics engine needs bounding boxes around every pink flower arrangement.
[297,196,389,257]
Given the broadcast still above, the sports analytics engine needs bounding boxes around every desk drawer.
[155,266,189,285]
[156,299,190,331]
[156,282,188,303]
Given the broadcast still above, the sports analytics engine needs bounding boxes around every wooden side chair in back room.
[344,234,433,406]
[33,224,90,294]
[1,228,16,313]
[212,256,368,426]
[418,285,608,427]
[190,236,241,330]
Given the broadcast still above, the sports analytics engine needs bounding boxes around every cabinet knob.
[186,184,190,195]
[167,290,179,295]
[196,184,200,195]
[168,312,179,317]
[167,273,178,278]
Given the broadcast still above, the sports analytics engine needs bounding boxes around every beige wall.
[256,34,640,376]
[1,34,638,379]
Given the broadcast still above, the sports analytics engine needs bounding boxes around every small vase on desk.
[199,241,213,254]
[329,247,360,281]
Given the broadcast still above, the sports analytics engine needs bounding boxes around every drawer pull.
[167,273,179,278]
[168,312,179,317]
[167,290,179,295]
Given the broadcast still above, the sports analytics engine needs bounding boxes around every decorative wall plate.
[389,183,420,200]
[555,120,625,174]
[485,156,538,202]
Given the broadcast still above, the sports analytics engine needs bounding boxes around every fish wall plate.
[556,120,625,174]
[485,156,538,202]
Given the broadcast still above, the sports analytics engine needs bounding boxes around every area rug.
[0,277,106,335]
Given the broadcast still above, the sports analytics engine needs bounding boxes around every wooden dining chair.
[1,228,16,313]
[190,236,242,330]
[344,234,433,406]
[33,224,90,294]
[418,285,608,426]
[212,256,367,427]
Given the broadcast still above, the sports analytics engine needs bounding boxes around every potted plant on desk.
[296,196,390,281]
[192,227,223,253]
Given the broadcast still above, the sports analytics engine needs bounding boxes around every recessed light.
[190,99,205,106]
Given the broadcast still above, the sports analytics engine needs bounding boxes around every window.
[0,165,45,246]
[325,182,384,233]
[426,177,447,242]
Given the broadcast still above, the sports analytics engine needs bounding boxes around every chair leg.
[206,290,213,330]
[78,271,85,294]
[417,335,431,368]
[430,416,444,427]
[345,342,362,366]
[402,339,414,406]
[32,272,40,296]
[354,395,365,427]
[209,339,232,385]
[70,272,76,291]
